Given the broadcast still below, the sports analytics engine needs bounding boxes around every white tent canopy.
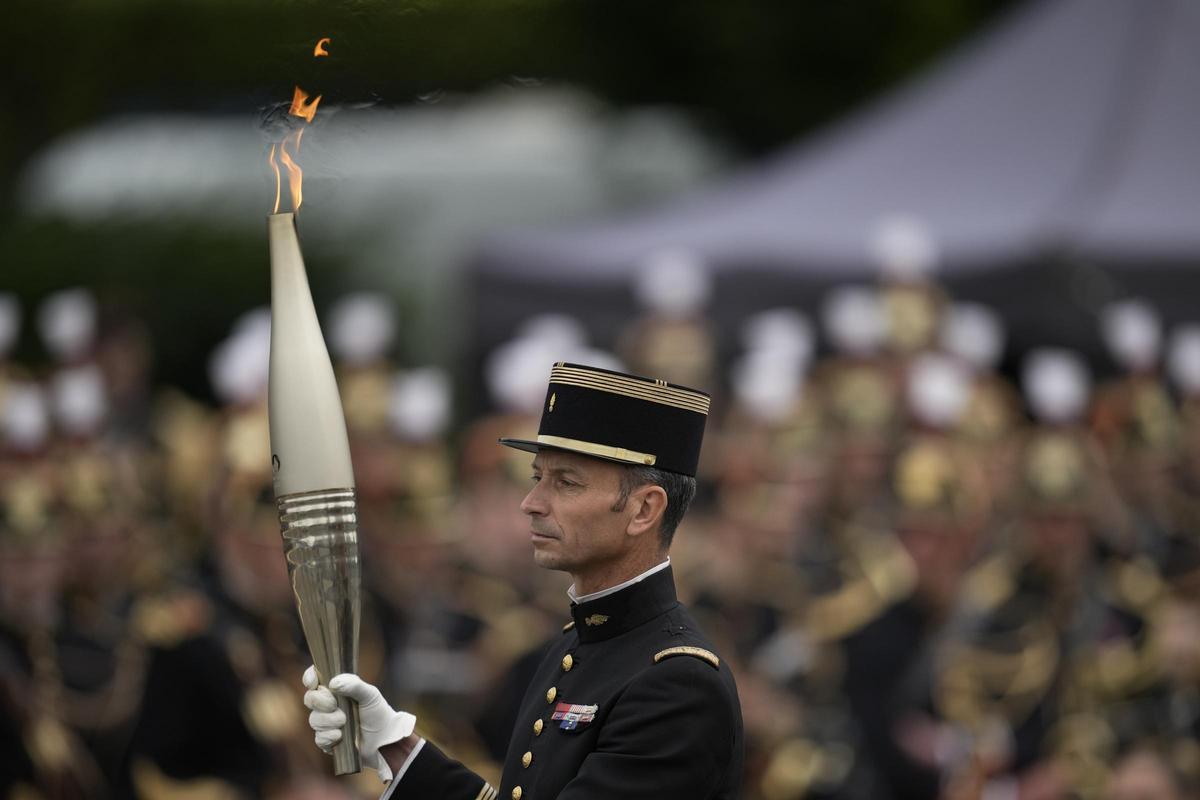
[469,0,1200,351]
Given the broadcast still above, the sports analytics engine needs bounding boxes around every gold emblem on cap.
[584,614,609,626]
[895,443,955,510]
[1027,434,1085,499]
[549,393,556,412]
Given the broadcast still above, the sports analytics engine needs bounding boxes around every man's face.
[520,450,631,576]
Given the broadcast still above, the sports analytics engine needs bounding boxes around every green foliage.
[2,0,1016,202]
[0,217,345,398]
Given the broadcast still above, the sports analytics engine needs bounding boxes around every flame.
[269,143,282,214]
[269,37,331,213]
[289,86,322,123]
[278,130,305,212]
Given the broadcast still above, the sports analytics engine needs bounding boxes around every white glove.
[302,666,417,782]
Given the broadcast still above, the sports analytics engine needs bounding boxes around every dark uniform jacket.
[388,566,743,799]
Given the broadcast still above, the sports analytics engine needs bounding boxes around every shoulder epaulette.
[653,646,719,669]
[562,620,575,633]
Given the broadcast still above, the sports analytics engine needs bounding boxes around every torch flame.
[269,37,331,213]
[269,143,282,214]
[278,130,305,212]
[289,86,322,124]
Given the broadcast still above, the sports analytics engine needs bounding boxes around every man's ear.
[625,484,668,540]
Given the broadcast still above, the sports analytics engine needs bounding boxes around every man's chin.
[531,548,567,571]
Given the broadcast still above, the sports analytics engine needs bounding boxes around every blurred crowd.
[2,238,1200,800]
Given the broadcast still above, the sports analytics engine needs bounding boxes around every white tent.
[469,0,1200,356]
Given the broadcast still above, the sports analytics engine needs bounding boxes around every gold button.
[533,718,544,735]
[522,751,533,768]
[546,686,557,703]
[561,654,573,672]
[512,788,523,800]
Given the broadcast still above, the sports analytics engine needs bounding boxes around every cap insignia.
[549,393,556,413]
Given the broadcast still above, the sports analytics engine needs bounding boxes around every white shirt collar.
[567,557,671,604]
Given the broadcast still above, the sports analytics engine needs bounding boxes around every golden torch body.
[267,212,362,775]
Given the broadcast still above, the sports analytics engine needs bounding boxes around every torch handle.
[275,487,364,777]
[332,694,362,776]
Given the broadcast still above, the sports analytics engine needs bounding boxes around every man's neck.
[569,556,670,603]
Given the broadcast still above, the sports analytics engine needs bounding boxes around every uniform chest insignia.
[551,702,598,730]
[584,614,609,627]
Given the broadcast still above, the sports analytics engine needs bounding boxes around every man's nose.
[520,482,547,516]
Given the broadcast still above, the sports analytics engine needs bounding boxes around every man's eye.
[530,475,541,483]
[557,478,577,488]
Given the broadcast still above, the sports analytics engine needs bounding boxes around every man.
[304,361,744,799]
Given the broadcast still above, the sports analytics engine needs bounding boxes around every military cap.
[500,362,710,477]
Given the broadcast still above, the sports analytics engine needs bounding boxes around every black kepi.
[499,362,710,477]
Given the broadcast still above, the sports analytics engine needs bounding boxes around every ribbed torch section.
[276,488,362,776]
[267,212,362,775]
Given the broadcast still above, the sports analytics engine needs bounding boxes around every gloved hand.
[302,666,417,782]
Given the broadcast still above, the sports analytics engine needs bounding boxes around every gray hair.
[611,465,697,549]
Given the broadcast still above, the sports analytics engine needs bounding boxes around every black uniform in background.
[388,566,743,800]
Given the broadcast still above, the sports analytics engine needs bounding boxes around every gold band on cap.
[549,365,710,415]
[536,435,657,466]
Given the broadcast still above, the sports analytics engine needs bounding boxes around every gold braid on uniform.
[654,646,720,669]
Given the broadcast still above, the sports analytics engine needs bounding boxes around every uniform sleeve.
[386,740,497,800]
[558,656,740,800]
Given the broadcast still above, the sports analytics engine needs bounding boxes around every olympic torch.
[267,212,362,775]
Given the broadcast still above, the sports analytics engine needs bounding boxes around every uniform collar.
[567,557,672,604]
[569,563,678,643]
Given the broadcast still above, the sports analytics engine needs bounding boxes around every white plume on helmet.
[906,352,971,429]
[870,214,938,283]
[821,285,884,357]
[740,308,815,366]
[487,336,562,414]
[1100,299,1161,372]
[2,381,50,453]
[941,303,1005,371]
[328,293,396,366]
[516,313,589,351]
[389,367,452,442]
[209,307,272,405]
[37,287,98,363]
[1022,348,1091,424]
[1166,324,1200,395]
[51,364,109,437]
[487,314,625,414]
[634,247,712,318]
[731,349,804,424]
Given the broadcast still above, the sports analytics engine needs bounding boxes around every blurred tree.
[0,0,1016,401]
[3,0,1016,207]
